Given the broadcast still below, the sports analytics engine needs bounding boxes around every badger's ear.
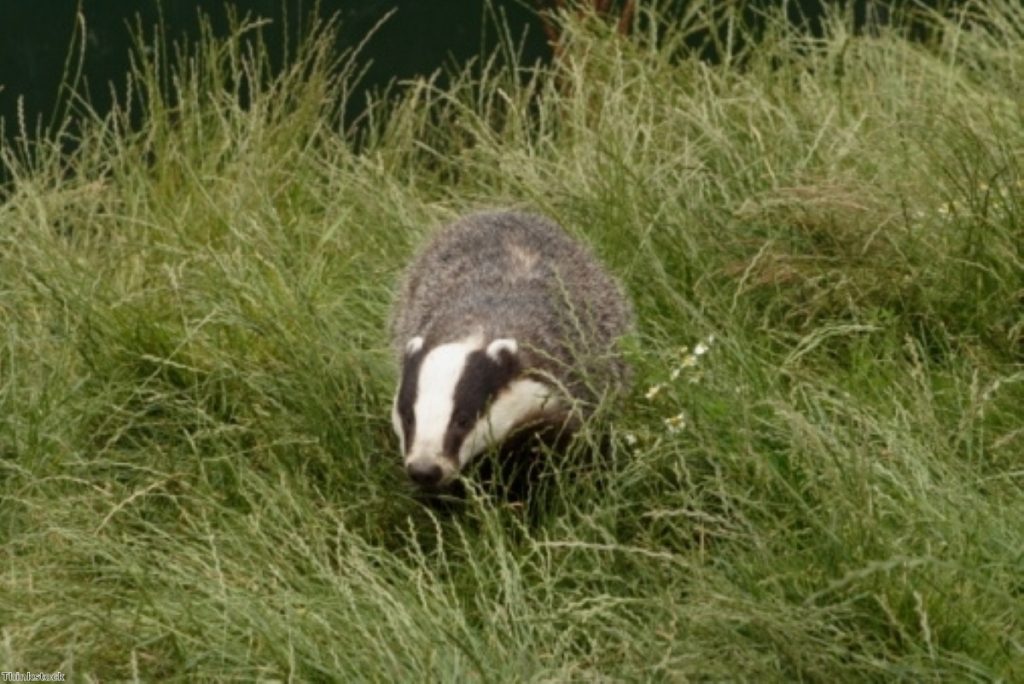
[405,336,425,356]
[486,338,518,362]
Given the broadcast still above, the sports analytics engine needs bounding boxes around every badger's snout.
[403,445,459,489]
[405,459,445,488]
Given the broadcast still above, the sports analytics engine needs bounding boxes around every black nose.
[406,460,443,488]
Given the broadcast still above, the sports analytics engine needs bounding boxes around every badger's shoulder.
[390,210,634,385]
[401,210,582,288]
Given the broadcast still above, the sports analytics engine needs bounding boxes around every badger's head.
[391,333,559,490]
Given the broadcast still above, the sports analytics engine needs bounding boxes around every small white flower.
[680,354,698,368]
[645,384,664,400]
[670,367,681,381]
[624,432,638,446]
[694,342,709,356]
[664,413,687,433]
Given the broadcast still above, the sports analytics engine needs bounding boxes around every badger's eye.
[452,413,475,431]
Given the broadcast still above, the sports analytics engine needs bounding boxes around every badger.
[389,210,634,490]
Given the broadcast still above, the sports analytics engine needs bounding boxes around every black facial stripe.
[443,347,521,457]
[397,346,425,453]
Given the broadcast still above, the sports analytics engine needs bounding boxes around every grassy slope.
[1,2,1022,680]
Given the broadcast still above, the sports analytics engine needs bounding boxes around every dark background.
[0,1,960,145]
[0,0,551,143]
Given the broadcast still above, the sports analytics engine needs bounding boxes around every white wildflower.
[664,412,687,433]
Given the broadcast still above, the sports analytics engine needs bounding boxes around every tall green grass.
[2,1,1022,680]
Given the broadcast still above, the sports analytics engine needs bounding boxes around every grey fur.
[390,210,634,413]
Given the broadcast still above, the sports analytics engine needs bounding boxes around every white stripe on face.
[458,378,559,468]
[405,335,482,469]
[391,394,405,454]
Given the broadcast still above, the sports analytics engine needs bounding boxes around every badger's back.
[391,211,633,402]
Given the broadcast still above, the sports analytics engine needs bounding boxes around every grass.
[1,1,1022,680]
